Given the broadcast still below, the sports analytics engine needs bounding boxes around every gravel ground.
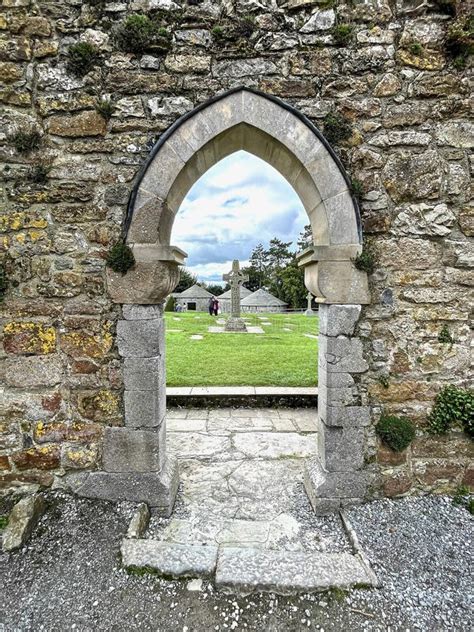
[1,491,472,632]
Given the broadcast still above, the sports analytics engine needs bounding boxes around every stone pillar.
[304,304,375,513]
[66,303,178,516]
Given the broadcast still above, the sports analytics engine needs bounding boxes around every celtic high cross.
[222,260,249,331]
[223,259,249,319]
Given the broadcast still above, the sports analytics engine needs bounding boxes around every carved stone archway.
[71,88,372,514]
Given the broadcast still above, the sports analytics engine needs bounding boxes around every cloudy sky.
[172,150,307,285]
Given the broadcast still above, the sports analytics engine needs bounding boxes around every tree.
[265,238,293,300]
[206,283,225,296]
[249,243,268,289]
[241,265,261,292]
[297,224,312,251]
[174,267,197,293]
[280,259,307,309]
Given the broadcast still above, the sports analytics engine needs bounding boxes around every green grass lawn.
[165,311,318,387]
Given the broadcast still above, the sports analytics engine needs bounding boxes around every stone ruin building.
[0,0,472,514]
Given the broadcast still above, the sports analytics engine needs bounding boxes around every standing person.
[213,298,219,316]
[208,296,215,316]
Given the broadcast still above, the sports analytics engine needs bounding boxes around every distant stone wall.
[0,0,472,497]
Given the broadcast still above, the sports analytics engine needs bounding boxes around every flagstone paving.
[119,408,378,593]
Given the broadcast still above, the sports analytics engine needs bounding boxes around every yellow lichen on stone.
[397,49,445,70]
[95,390,120,415]
[0,212,48,233]
[3,321,56,354]
[61,322,113,358]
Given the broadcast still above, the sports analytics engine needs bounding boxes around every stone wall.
[0,0,472,497]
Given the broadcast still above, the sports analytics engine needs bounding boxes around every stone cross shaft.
[223,260,249,318]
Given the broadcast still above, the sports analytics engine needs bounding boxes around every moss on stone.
[106,242,135,275]
[332,23,353,47]
[114,14,171,54]
[9,128,41,154]
[376,414,416,452]
[322,110,352,146]
[67,42,101,77]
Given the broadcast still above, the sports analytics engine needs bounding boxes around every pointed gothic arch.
[108,88,369,306]
[82,88,374,516]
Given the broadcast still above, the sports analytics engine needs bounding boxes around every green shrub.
[67,42,101,77]
[322,110,352,145]
[106,242,135,275]
[9,128,41,154]
[409,41,424,56]
[353,247,375,274]
[236,14,256,38]
[445,15,474,69]
[211,25,225,40]
[0,262,7,302]
[351,178,364,201]
[438,324,455,344]
[332,23,353,47]
[428,385,474,437]
[452,485,474,514]
[165,296,176,312]
[376,414,416,452]
[114,14,170,54]
[96,98,115,121]
[0,515,8,530]
[30,163,50,184]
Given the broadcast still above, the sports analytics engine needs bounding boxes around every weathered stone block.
[121,539,218,578]
[117,319,164,358]
[127,503,150,539]
[3,322,56,355]
[124,390,165,428]
[47,111,107,137]
[122,304,163,320]
[11,446,60,471]
[124,356,164,391]
[319,422,365,472]
[319,406,371,428]
[318,383,357,408]
[319,304,362,337]
[319,336,369,373]
[304,458,375,506]
[4,355,62,387]
[2,495,46,552]
[65,456,179,514]
[318,371,355,388]
[103,425,166,473]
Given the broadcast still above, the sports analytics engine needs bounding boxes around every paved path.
[121,408,377,593]
[155,408,347,553]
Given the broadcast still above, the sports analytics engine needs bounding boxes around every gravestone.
[223,260,249,332]
[305,292,316,317]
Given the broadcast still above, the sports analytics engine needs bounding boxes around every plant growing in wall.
[408,41,424,56]
[211,25,225,40]
[322,110,352,146]
[106,242,135,275]
[30,163,50,184]
[445,14,474,69]
[9,128,41,154]
[114,14,171,54]
[376,413,416,452]
[332,23,354,47]
[428,385,473,437]
[235,14,256,38]
[67,42,101,77]
[95,98,115,121]
[438,324,455,345]
[353,243,375,274]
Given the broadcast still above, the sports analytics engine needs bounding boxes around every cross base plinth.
[225,317,248,332]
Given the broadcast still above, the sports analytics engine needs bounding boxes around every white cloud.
[172,150,307,283]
